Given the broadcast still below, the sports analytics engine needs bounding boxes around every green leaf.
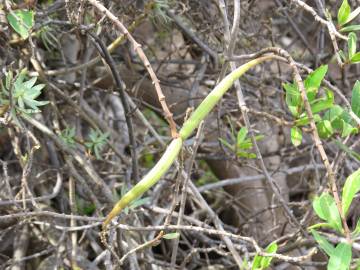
[345,7,360,25]
[327,243,352,270]
[129,197,151,209]
[313,195,327,221]
[348,32,357,60]
[324,105,344,124]
[341,24,360,32]
[311,89,334,114]
[283,83,301,117]
[238,140,253,150]
[295,114,322,127]
[5,70,13,90]
[340,120,357,137]
[351,52,360,63]
[6,10,34,39]
[351,81,360,117]
[342,168,360,216]
[338,50,347,61]
[317,120,334,139]
[335,140,360,161]
[304,65,328,102]
[219,137,234,151]
[252,254,263,270]
[252,242,277,270]
[311,230,335,256]
[313,193,343,232]
[338,0,351,26]
[237,151,257,159]
[352,218,360,237]
[163,232,180,239]
[260,242,278,268]
[237,127,248,148]
[290,126,302,146]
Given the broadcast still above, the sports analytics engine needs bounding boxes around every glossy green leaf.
[312,193,342,232]
[342,168,360,216]
[327,243,352,270]
[6,10,34,39]
[338,0,351,26]
[351,81,360,117]
[351,52,360,63]
[311,230,335,256]
[290,126,302,146]
[341,24,360,32]
[348,32,357,60]
[163,232,180,239]
[283,82,301,117]
[304,65,328,101]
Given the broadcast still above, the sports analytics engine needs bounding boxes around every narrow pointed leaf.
[237,127,248,148]
[311,230,335,256]
[338,0,351,26]
[283,82,301,117]
[351,81,360,117]
[341,24,360,32]
[304,65,328,101]
[342,168,360,216]
[260,242,278,268]
[23,77,37,89]
[345,7,360,25]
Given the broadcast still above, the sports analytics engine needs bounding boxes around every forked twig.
[87,0,178,138]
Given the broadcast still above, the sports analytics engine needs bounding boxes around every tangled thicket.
[1,0,360,269]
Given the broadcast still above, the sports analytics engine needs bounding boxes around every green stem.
[179,56,273,140]
[103,55,274,229]
[103,137,183,228]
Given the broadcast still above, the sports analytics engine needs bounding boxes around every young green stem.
[103,55,274,229]
[103,137,183,228]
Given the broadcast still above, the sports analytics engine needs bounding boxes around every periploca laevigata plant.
[102,55,274,229]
